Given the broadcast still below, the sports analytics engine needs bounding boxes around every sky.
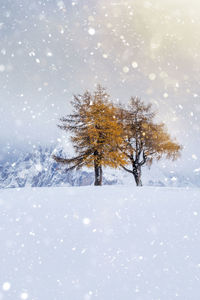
[0,0,200,174]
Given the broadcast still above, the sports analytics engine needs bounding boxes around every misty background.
[0,0,200,178]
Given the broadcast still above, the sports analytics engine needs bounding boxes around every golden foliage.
[54,85,127,170]
[118,97,182,168]
[54,89,182,187]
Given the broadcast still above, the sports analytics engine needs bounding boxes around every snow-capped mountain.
[0,146,199,189]
[0,147,121,189]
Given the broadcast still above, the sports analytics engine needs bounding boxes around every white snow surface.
[1,186,200,299]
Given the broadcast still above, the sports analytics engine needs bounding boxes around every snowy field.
[1,186,200,300]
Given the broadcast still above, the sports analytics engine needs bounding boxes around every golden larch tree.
[53,85,127,185]
[118,97,182,186]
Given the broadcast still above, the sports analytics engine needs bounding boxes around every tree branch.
[121,165,133,174]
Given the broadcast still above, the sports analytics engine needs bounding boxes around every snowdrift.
[0,186,200,299]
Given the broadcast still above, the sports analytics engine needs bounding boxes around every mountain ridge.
[0,146,199,189]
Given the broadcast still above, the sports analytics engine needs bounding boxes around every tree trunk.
[94,151,102,186]
[94,164,102,185]
[133,167,142,186]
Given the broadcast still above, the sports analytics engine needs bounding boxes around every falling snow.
[123,66,129,73]
[82,217,91,225]
[131,61,138,69]
[88,28,96,36]
[2,282,11,291]
[20,292,29,300]
[0,1,200,298]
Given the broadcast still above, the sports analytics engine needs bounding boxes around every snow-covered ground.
[1,186,200,300]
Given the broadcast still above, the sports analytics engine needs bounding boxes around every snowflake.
[149,73,156,81]
[123,66,129,73]
[88,28,96,35]
[132,61,138,69]
[20,292,29,299]
[163,93,168,98]
[0,65,5,72]
[83,218,91,225]
[2,282,11,291]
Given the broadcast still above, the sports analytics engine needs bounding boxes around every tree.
[53,85,127,186]
[118,97,182,186]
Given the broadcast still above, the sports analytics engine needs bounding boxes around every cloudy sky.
[0,0,200,173]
